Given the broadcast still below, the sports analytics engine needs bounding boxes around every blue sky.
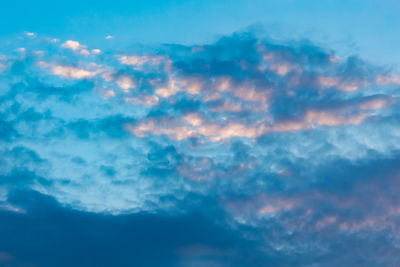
[2,0,400,65]
[1,1,400,266]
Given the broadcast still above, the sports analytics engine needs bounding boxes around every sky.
[1,0,400,67]
[1,1,400,266]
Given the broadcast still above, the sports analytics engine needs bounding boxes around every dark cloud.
[0,190,271,267]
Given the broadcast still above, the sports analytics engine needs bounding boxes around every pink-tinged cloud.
[123,95,159,107]
[119,55,164,68]
[376,74,400,85]
[38,62,100,79]
[115,75,135,92]
[305,110,366,126]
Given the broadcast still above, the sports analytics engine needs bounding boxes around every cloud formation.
[1,30,400,266]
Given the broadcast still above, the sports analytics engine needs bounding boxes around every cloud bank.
[1,30,400,266]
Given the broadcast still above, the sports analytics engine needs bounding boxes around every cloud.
[119,55,164,68]
[61,40,100,56]
[38,62,100,79]
[62,40,83,51]
[376,73,400,85]
[25,31,36,37]
[0,189,269,267]
[91,49,101,55]
[2,30,400,266]
[115,75,135,91]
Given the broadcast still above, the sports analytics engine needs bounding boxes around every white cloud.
[62,40,83,51]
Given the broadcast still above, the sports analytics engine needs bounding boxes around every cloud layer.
[1,31,400,266]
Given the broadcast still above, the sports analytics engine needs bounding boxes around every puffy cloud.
[61,40,100,56]
[115,75,135,92]
[62,40,83,51]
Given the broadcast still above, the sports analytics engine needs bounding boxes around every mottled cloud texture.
[1,31,400,266]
